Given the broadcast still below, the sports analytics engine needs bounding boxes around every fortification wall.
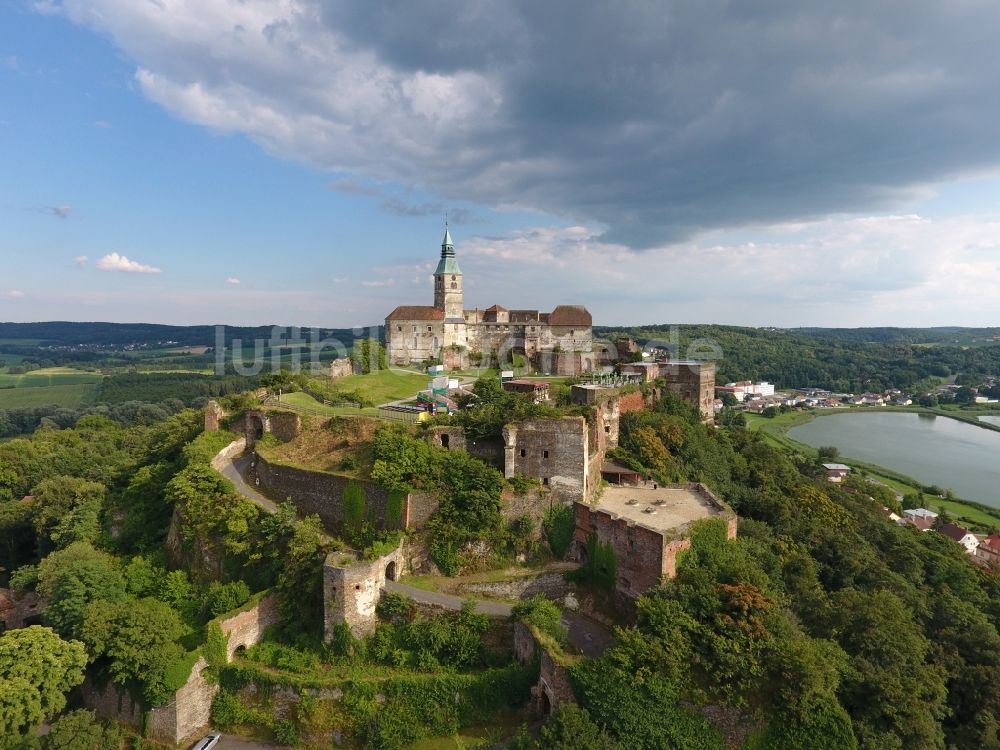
[83,593,279,746]
[503,417,589,503]
[146,657,217,747]
[426,426,505,470]
[324,544,405,639]
[513,623,576,717]
[251,454,408,533]
[219,592,281,661]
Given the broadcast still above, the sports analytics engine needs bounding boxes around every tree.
[536,704,622,750]
[816,446,840,464]
[82,597,186,706]
[43,709,123,750]
[0,626,87,743]
[30,476,106,551]
[34,542,126,639]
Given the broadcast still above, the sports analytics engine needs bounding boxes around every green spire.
[435,220,461,275]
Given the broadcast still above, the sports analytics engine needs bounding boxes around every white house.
[938,523,980,555]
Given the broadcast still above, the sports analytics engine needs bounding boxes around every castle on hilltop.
[385,226,595,373]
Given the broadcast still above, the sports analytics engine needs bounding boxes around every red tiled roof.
[548,305,592,327]
[938,523,971,542]
[386,305,445,321]
[981,534,1000,552]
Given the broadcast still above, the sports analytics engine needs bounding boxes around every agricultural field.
[0,367,103,408]
[0,383,96,408]
[0,367,102,388]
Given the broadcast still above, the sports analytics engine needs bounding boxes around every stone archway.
[246,413,265,447]
[385,560,397,582]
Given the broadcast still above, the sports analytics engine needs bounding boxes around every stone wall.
[503,417,589,503]
[147,657,218,747]
[324,544,405,639]
[243,409,302,448]
[329,358,355,379]
[0,588,42,630]
[219,592,281,661]
[83,592,281,747]
[513,623,576,717]
[427,426,505,470]
[251,454,408,532]
[204,401,225,432]
[210,437,246,471]
[456,572,571,602]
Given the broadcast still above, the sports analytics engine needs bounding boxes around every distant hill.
[0,321,383,349]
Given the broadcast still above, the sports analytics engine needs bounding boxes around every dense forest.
[596,324,1000,391]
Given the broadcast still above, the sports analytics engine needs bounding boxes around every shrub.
[542,505,575,560]
[376,592,413,625]
[512,596,568,647]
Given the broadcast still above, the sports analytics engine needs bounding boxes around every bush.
[542,505,575,559]
[512,596,568,647]
[376,592,413,625]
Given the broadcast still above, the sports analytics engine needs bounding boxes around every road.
[216,737,289,750]
[218,453,279,513]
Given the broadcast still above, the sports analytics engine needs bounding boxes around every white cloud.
[361,278,395,288]
[7,290,26,298]
[96,252,162,274]
[226,277,241,285]
[75,255,88,267]
[46,205,72,219]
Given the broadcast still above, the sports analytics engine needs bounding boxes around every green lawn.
[0,383,97,408]
[333,368,432,405]
[274,391,379,417]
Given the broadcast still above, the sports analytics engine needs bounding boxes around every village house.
[823,463,851,483]
[976,534,1000,569]
[937,523,980,555]
[901,507,938,531]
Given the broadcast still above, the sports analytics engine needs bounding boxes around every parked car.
[190,734,222,750]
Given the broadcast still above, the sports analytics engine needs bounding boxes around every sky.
[2,0,1000,329]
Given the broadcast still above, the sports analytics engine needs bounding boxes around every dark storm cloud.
[54,0,1000,248]
[320,0,1000,245]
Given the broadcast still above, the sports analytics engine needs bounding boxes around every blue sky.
[2,1,1000,328]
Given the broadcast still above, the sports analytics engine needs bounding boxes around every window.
[397,326,402,332]
[543,450,549,459]
[542,477,549,486]
[451,275,456,280]
[413,337,417,348]
[605,425,611,434]
[520,448,526,457]
[412,325,417,332]
[451,282,457,289]
[427,326,432,331]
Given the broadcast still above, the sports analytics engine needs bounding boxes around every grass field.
[333,368,432,404]
[0,367,103,388]
[275,391,379,417]
[0,383,96,408]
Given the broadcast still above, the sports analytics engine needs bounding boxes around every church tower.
[433,223,464,321]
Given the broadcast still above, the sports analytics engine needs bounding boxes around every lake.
[788,412,1000,507]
